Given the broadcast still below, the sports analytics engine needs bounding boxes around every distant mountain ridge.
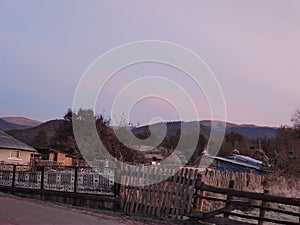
[0,117,42,131]
[2,117,41,127]
[4,116,278,148]
[6,119,63,145]
[133,120,277,139]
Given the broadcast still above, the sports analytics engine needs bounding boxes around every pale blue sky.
[1,1,300,126]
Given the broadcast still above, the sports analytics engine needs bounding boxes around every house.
[0,130,36,165]
[34,148,73,166]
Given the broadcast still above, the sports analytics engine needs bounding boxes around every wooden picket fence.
[202,169,264,192]
[120,166,263,219]
[120,166,199,219]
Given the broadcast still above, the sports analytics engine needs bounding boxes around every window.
[10,150,20,158]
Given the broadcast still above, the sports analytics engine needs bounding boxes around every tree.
[219,132,250,156]
[51,109,78,155]
[52,108,146,165]
[32,130,48,148]
[268,125,300,177]
[187,133,207,165]
[291,108,300,129]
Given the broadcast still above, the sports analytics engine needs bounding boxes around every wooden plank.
[123,166,131,213]
[121,166,130,212]
[203,216,255,225]
[197,183,300,206]
[189,210,204,218]
[186,168,198,215]
[203,206,229,218]
[256,205,300,217]
[161,168,174,216]
[167,170,178,217]
[178,168,189,218]
[156,167,167,217]
[298,206,300,225]
[197,195,227,203]
[150,167,159,216]
[221,210,299,225]
[258,189,269,225]
[143,167,153,214]
[129,166,139,214]
[146,167,156,214]
[181,168,193,218]
[174,168,184,219]
[135,166,143,213]
[150,167,157,214]
[126,166,136,213]
[140,166,150,213]
[224,180,234,218]
[137,166,146,213]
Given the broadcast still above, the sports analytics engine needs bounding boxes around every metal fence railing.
[0,164,116,196]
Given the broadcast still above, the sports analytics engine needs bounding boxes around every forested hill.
[132,120,277,139]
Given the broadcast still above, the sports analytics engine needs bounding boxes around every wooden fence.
[120,165,198,219]
[192,174,300,225]
[121,167,300,225]
[202,169,264,191]
[1,163,299,224]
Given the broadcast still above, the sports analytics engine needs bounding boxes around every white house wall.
[0,148,32,165]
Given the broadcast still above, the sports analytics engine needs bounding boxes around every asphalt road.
[0,193,134,225]
[0,193,175,225]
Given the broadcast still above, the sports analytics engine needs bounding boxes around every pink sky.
[1,1,300,127]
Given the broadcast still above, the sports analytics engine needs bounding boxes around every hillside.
[0,117,42,131]
[6,119,64,145]
[5,118,277,149]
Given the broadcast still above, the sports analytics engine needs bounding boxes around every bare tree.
[291,108,300,129]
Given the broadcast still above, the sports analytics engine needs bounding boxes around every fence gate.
[120,166,199,219]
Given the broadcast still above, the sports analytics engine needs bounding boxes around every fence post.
[40,166,44,190]
[194,173,204,211]
[113,168,120,197]
[258,189,269,225]
[74,167,78,193]
[12,165,17,188]
[224,179,235,218]
[298,206,300,225]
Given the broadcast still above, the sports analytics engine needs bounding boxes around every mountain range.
[132,120,277,139]
[1,117,278,147]
[0,117,42,131]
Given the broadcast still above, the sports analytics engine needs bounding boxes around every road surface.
[0,192,177,225]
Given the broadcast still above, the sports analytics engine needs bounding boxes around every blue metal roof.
[206,154,263,171]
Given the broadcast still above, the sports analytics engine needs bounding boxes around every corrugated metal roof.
[205,154,262,170]
[0,131,36,152]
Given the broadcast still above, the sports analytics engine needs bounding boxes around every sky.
[1,0,300,127]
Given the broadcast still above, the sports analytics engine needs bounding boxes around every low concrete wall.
[0,186,119,210]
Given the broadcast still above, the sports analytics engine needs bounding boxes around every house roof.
[205,154,262,170]
[0,131,36,152]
